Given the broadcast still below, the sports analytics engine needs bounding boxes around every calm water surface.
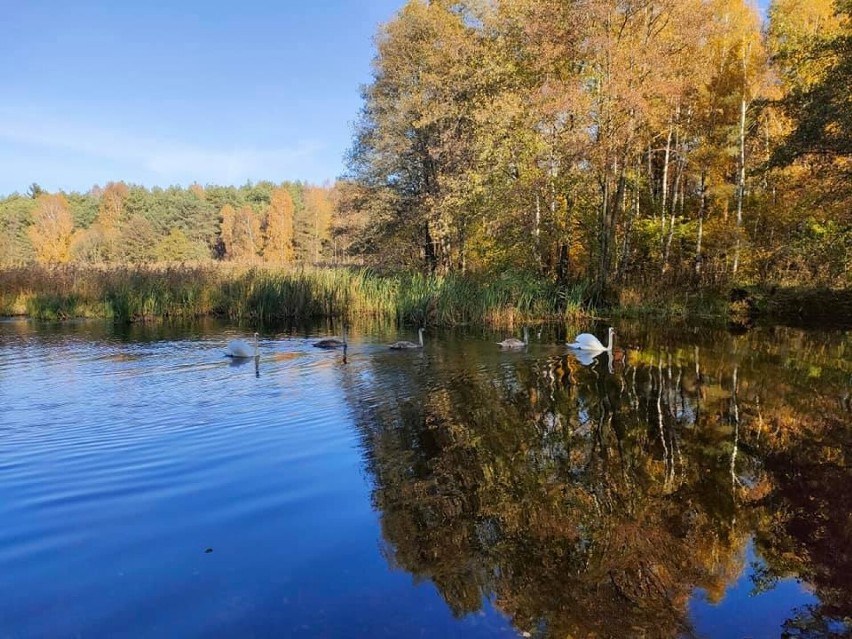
[0,318,849,638]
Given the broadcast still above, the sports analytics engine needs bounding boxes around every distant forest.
[0,181,355,266]
[2,0,850,295]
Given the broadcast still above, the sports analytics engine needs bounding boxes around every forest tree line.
[0,181,344,266]
[344,0,851,291]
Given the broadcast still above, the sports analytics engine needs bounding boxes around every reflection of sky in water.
[689,541,817,639]
[0,322,521,638]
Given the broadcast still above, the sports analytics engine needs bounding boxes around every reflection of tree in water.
[745,387,852,632]
[341,327,851,637]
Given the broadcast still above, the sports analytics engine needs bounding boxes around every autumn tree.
[771,0,852,163]
[349,0,492,272]
[303,186,334,262]
[710,0,768,273]
[263,188,295,263]
[220,203,262,261]
[755,0,852,285]
[189,182,206,200]
[71,181,131,263]
[97,181,129,231]
[28,194,74,264]
[0,195,36,265]
[329,180,373,263]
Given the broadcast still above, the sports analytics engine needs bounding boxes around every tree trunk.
[535,193,542,272]
[597,158,627,293]
[314,211,319,263]
[733,41,750,276]
[663,146,685,273]
[617,171,639,282]
[660,121,673,253]
[423,222,437,273]
[648,142,656,221]
[557,243,570,287]
[695,170,707,276]
[733,93,746,275]
[598,177,610,291]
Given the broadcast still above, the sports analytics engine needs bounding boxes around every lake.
[0,318,849,638]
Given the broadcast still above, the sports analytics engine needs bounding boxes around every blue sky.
[0,1,403,195]
[0,0,771,196]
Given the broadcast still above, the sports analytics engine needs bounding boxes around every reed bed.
[0,264,590,326]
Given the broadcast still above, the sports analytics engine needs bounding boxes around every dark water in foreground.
[0,318,849,638]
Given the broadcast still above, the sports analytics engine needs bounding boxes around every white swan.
[226,332,259,358]
[390,328,424,350]
[314,326,347,349]
[567,327,614,352]
[498,326,528,349]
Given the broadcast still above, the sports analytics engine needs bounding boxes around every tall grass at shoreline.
[0,264,590,326]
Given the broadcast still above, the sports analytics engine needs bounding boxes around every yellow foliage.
[221,204,262,261]
[28,194,74,264]
[264,188,295,263]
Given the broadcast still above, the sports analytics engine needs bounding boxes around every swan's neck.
[605,329,614,351]
[418,329,424,346]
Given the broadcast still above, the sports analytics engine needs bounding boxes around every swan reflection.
[568,349,599,367]
[228,353,260,377]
